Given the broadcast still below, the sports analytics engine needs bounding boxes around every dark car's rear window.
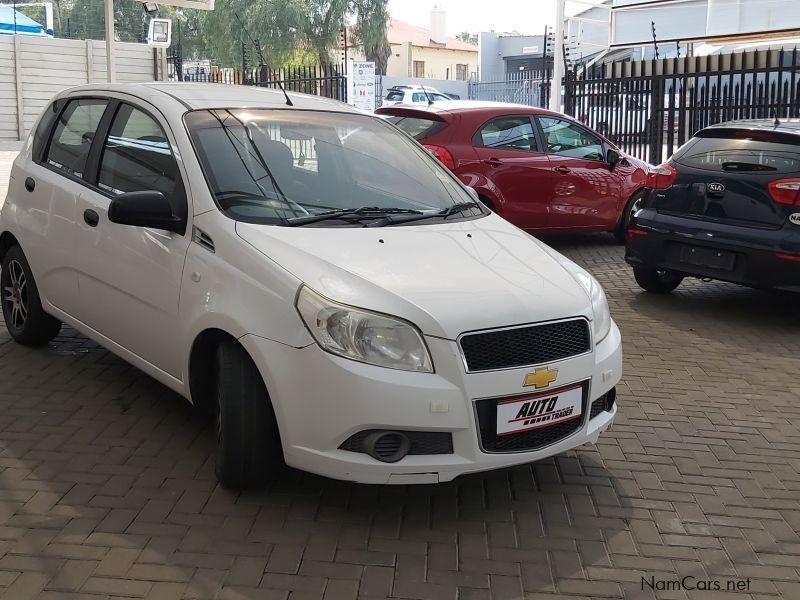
[385,116,446,140]
[674,134,800,174]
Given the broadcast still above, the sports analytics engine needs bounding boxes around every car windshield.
[184,109,479,226]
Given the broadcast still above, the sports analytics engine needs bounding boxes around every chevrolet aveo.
[0,84,622,488]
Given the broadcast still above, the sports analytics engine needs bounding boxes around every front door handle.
[24,177,35,192]
[83,209,99,228]
[483,158,503,167]
[553,165,571,174]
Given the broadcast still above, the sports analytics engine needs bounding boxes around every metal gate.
[469,70,551,108]
[564,48,800,165]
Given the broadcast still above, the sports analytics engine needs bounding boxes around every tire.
[614,190,644,243]
[1,245,61,346]
[215,340,283,488]
[633,267,684,294]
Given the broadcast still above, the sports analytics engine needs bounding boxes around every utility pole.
[105,0,115,82]
[549,0,565,112]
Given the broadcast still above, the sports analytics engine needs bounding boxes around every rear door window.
[385,116,445,140]
[45,98,109,179]
[478,117,539,152]
[673,137,800,174]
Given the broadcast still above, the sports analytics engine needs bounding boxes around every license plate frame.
[679,245,736,271]
[495,384,583,437]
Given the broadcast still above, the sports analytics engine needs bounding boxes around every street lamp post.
[549,0,565,112]
[105,0,115,82]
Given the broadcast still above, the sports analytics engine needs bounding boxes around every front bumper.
[240,321,622,485]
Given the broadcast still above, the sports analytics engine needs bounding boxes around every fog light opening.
[363,431,411,463]
[605,387,617,412]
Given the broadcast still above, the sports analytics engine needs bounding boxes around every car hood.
[235,214,593,340]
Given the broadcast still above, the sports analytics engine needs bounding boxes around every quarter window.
[478,117,538,152]
[45,99,108,179]
[539,117,605,161]
[98,104,178,198]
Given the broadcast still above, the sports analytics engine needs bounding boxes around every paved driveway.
[0,149,799,599]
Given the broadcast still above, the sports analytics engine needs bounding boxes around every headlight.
[574,272,612,344]
[296,286,433,372]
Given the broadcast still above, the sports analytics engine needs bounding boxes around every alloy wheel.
[3,260,28,330]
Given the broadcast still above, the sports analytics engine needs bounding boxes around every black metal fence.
[564,48,800,165]
[167,45,347,102]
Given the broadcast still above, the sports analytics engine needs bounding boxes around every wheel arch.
[0,232,20,264]
[187,328,240,416]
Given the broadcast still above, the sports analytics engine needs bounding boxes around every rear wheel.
[215,340,283,489]
[614,191,644,243]
[633,267,683,293]
[1,245,61,345]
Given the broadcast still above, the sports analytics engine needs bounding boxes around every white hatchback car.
[1,83,622,487]
[382,85,453,107]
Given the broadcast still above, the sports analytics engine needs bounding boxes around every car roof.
[58,82,362,114]
[706,118,800,136]
[377,101,562,117]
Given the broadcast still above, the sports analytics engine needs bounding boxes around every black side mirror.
[606,148,621,170]
[108,191,185,235]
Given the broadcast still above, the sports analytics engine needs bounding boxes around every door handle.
[483,158,503,167]
[83,209,99,228]
[24,177,35,192]
[553,166,572,174]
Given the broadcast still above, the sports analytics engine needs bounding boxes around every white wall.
[0,36,159,141]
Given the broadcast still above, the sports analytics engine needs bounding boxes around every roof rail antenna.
[421,84,434,107]
[772,108,781,127]
[235,12,293,107]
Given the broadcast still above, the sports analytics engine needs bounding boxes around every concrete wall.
[0,35,159,141]
[352,43,478,80]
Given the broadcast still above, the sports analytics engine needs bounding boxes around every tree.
[456,31,478,46]
[351,0,391,75]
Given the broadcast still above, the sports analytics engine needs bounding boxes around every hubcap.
[3,260,28,330]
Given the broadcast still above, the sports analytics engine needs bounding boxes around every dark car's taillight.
[423,144,455,171]
[767,179,800,205]
[645,163,678,190]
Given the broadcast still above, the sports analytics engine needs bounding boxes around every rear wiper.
[370,202,483,227]
[285,206,424,227]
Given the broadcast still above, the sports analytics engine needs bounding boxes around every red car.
[376,102,648,240]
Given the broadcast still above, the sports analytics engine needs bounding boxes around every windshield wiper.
[284,206,424,227]
[370,202,483,227]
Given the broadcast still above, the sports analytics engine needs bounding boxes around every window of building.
[456,64,469,81]
[413,61,425,78]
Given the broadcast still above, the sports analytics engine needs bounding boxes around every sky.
[386,0,607,38]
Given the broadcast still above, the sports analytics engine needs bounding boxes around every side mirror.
[108,190,185,234]
[606,148,621,170]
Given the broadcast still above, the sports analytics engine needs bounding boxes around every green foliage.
[8,0,390,70]
[456,31,478,46]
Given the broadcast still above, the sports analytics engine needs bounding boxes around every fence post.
[86,39,94,84]
[13,35,24,142]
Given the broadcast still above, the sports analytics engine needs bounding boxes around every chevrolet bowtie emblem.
[523,367,558,389]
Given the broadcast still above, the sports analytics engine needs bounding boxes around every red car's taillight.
[645,163,678,190]
[423,144,456,171]
[768,179,800,205]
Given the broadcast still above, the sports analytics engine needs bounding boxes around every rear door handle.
[83,209,99,228]
[24,177,35,192]
[483,158,504,167]
[553,165,571,174]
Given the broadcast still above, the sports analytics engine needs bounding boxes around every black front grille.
[589,397,606,420]
[460,319,591,372]
[339,430,453,455]
[475,384,588,453]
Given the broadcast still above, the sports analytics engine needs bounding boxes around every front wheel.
[1,245,62,345]
[633,267,684,293]
[614,191,644,243]
[215,340,283,489]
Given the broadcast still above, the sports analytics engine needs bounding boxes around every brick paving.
[1,150,800,597]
